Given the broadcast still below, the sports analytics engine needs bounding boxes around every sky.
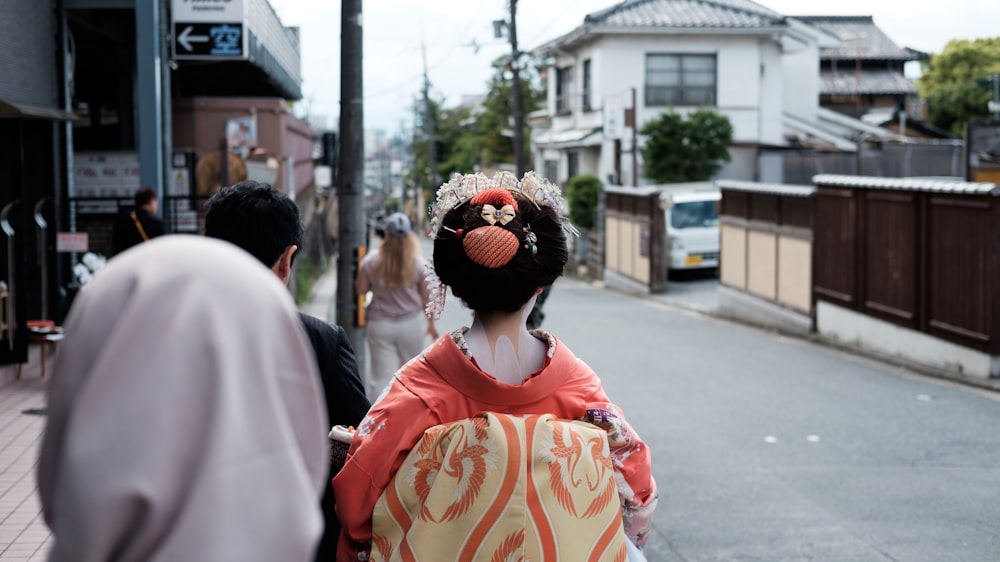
[273,0,1000,133]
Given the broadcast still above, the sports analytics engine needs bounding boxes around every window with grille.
[556,66,575,114]
[582,59,592,112]
[544,159,558,183]
[645,54,717,106]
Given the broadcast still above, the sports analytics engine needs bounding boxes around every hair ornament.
[441,225,465,239]
[523,225,538,255]
[424,261,447,320]
[429,171,576,237]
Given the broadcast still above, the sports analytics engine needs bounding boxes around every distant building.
[794,16,928,123]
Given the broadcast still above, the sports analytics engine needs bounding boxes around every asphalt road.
[539,275,1000,562]
[411,234,1000,561]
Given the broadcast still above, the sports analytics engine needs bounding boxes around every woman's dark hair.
[433,192,567,313]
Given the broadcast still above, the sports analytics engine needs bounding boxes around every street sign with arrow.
[171,0,246,60]
[173,22,244,59]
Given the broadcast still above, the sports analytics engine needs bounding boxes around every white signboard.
[73,152,141,198]
[604,97,625,140]
[171,0,244,23]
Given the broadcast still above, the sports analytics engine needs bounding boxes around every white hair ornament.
[423,171,579,320]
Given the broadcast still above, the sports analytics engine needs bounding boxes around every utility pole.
[993,73,1000,121]
[509,0,527,176]
[337,0,366,374]
[422,43,437,215]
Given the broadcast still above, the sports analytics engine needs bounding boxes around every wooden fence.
[813,175,1000,355]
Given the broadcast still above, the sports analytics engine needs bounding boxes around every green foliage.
[917,37,1000,137]
[639,109,733,183]
[412,54,547,189]
[566,174,601,229]
[293,254,318,306]
[475,54,546,166]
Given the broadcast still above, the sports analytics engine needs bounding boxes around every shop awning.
[0,100,78,121]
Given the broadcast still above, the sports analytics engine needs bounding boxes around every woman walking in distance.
[356,212,438,400]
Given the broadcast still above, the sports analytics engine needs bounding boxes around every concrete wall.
[818,301,1000,379]
[720,223,813,315]
[605,216,650,285]
[720,223,746,288]
[173,97,314,196]
[0,0,58,107]
[747,230,777,300]
[777,237,811,313]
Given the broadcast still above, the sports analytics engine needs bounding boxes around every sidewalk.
[0,352,53,561]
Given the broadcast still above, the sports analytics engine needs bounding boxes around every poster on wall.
[226,116,257,158]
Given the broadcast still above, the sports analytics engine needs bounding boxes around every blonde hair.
[372,232,420,288]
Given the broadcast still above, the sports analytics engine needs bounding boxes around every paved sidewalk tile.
[0,359,52,562]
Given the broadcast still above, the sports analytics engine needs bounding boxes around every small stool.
[16,320,64,379]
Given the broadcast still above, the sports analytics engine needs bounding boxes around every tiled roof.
[794,16,923,61]
[583,0,786,29]
[813,174,998,195]
[819,69,917,96]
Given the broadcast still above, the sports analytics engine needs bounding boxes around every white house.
[530,0,890,186]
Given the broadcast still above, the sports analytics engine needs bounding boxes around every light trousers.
[365,313,427,401]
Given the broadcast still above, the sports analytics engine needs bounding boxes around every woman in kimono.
[334,171,658,561]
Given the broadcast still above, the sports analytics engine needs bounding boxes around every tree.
[409,54,546,203]
[567,174,601,229]
[640,109,733,183]
[917,37,1000,137]
[475,54,546,167]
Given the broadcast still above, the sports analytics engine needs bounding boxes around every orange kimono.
[333,331,657,561]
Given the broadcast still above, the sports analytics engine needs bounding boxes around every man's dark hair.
[433,192,567,313]
[204,180,304,268]
[134,187,157,207]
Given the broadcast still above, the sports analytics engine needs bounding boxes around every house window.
[544,159,558,183]
[556,65,575,114]
[582,59,592,112]
[567,151,580,180]
[645,54,716,106]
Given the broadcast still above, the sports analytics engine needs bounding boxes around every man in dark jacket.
[204,180,371,560]
[111,187,166,256]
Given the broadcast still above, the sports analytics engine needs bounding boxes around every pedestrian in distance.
[37,235,328,561]
[355,211,438,401]
[333,171,658,562]
[203,179,371,561]
[110,186,166,256]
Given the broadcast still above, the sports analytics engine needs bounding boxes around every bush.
[566,174,601,229]
[640,109,733,182]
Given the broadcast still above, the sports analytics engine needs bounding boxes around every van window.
[670,200,719,229]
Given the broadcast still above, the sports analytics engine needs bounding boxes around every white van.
[658,183,721,271]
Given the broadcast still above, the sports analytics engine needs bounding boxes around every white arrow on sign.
[178,26,209,51]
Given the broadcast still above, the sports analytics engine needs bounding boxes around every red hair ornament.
[462,187,521,268]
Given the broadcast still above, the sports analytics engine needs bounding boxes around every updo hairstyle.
[433,192,568,314]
